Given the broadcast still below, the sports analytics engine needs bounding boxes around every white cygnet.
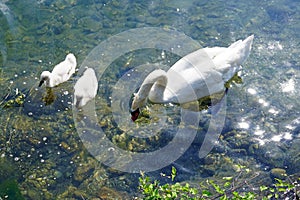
[74,67,98,108]
[39,53,77,87]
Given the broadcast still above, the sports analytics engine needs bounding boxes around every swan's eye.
[131,108,140,122]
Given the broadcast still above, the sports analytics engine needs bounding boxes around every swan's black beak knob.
[130,108,140,122]
[38,80,44,87]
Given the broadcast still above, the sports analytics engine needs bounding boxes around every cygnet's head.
[83,67,94,76]
[66,53,76,65]
[39,71,51,87]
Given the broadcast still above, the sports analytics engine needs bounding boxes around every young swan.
[39,53,77,87]
[73,67,98,108]
[130,35,254,121]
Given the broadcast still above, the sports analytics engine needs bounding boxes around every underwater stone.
[74,161,95,182]
[57,185,88,199]
[287,139,300,174]
[27,137,41,147]
[203,155,215,165]
[98,186,126,200]
[251,144,286,168]
[270,168,287,179]
[26,188,42,199]
[59,141,74,153]
[53,170,63,179]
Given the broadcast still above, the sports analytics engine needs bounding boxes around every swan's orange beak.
[131,108,140,121]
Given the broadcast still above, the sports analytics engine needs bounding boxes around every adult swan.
[131,35,254,121]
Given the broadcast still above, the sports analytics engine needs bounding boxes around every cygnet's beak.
[130,108,140,121]
[38,79,44,87]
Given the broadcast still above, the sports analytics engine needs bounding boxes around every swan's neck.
[46,73,58,87]
[131,69,167,111]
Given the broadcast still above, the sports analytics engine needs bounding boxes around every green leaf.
[287,184,295,190]
[278,188,287,192]
[171,166,177,181]
[202,190,212,197]
[245,192,256,199]
[209,180,224,194]
[222,176,233,181]
[220,194,228,200]
[223,181,231,188]
[189,188,198,195]
[232,191,239,197]
[260,185,268,191]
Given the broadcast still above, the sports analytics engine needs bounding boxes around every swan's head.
[66,53,77,66]
[130,93,146,121]
[39,71,51,87]
[130,108,140,122]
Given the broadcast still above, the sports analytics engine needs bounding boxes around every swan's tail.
[212,35,254,73]
[229,35,254,50]
[242,35,254,53]
[240,35,254,59]
[231,35,254,66]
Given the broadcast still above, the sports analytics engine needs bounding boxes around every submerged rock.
[98,186,129,200]
[270,168,287,179]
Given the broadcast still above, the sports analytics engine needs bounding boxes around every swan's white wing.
[52,60,74,81]
[164,53,224,103]
[154,35,253,104]
[52,60,68,75]
[203,47,227,59]
[52,54,77,81]
[212,35,254,80]
[228,39,242,48]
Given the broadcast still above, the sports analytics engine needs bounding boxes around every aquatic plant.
[0,179,24,200]
[2,88,25,108]
[0,157,24,200]
[138,166,300,200]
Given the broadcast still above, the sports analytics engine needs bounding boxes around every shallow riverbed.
[0,0,299,199]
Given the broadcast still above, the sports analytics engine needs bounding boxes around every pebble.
[270,168,287,179]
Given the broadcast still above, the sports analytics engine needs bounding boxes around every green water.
[0,0,299,199]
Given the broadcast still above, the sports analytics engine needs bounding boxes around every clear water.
[0,0,299,199]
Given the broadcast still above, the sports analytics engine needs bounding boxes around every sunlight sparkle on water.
[238,121,250,129]
[281,79,295,93]
[268,108,279,115]
[271,135,282,142]
[255,138,266,145]
[254,129,265,136]
[247,88,257,95]
[258,98,269,107]
[283,132,292,140]
[285,124,295,130]
[267,41,283,50]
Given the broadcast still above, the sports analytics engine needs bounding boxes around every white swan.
[39,53,77,87]
[131,35,254,121]
[74,67,98,108]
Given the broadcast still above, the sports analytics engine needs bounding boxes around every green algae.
[0,180,24,200]
[2,89,26,108]
[0,157,24,200]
